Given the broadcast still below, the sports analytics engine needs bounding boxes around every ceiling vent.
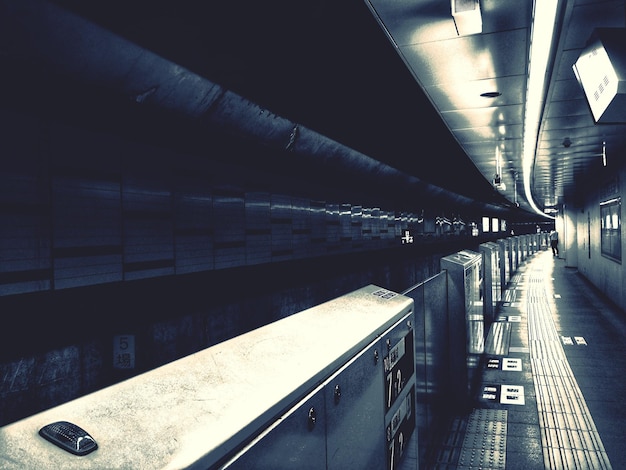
[573,28,626,123]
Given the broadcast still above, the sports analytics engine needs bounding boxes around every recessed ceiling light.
[480,91,501,98]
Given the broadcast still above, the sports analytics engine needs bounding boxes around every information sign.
[113,335,136,370]
[384,333,415,411]
[386,385,415,470]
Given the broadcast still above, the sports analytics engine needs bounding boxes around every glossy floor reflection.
[429,249,626,469]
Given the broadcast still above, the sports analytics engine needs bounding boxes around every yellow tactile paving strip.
[430,252,614,469]
[526,256,613,470]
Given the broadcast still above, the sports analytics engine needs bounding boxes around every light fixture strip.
[522,0,561,218]
[496,145,501,175]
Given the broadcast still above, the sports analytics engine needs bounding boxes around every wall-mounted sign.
[400,230,414,244]
[383,323,416,470]
[384,333,415,411]
[386,385,415,470]
[113,335,135,370]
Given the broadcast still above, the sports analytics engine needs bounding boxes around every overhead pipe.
[1,0,512,215]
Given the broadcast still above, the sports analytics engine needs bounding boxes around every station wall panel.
[213,188,246,270]
[291,197,312,260]
[270,194,293,262]
[122,166,175,281]
[173,179,214,274]
[245,191,272,265]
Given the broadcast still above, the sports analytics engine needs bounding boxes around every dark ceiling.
[13,0,513,209]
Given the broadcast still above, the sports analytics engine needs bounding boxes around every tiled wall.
[0,115,433,297]
[0,110,462,426]
[0,245,447,427]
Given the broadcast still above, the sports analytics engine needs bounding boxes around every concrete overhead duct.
[0,0,513,215]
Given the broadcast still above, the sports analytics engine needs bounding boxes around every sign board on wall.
[383,328,416,470]
[113,335,136,369]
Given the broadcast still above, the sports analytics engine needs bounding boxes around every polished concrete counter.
[0,284,413,469]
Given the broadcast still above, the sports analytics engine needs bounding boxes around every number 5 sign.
[113,335,136,370]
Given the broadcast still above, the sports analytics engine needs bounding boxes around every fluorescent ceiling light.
[451,0,482,36]
[522,0,561,218]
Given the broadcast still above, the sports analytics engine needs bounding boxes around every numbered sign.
[400,230,414,244]
[113,335,135,370]
[386,385,415,470]
[383,325,416,470]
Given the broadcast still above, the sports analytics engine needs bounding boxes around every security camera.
[562,137,571,148]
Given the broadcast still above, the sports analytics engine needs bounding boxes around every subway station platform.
[429,249,626,470]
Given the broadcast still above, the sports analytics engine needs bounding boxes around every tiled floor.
[429,249,626,469]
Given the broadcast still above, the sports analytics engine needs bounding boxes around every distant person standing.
[549,229,559,256]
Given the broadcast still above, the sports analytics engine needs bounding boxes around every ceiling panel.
[400,29,528,87]
[425,75,526,112]
[564,0,626,50]
[367,0,461,46]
